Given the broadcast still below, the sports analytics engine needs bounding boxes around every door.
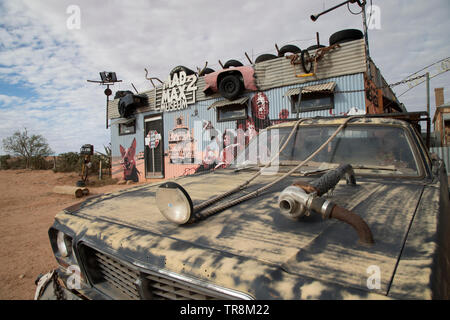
[144,115,164,178]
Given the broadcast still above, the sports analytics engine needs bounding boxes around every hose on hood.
[308,163,356,196]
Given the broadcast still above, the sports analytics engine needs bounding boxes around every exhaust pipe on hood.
[278,185,374,245]
[278,164,374,245]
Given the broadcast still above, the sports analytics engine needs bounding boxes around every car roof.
[267,116,410,130]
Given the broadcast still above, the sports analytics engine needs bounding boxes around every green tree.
[2,128,53,169]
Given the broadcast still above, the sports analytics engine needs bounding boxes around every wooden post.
[53,186,89,198]
[99,160,102,180]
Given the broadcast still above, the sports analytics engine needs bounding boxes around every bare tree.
[2,128,53,169]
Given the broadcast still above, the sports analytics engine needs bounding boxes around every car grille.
[80,245,240,300]
[94,251,141,300]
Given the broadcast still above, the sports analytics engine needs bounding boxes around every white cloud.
[0,0,449,154]
[0,94,24,106]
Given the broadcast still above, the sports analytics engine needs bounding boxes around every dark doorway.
[144,115,164,178]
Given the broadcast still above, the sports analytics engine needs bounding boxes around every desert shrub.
[7,157,26,169]
[53,151,111,176]
[89,154,103,173]
[55,152,81,172]
[0,155,11,169]
[30,156,54,170]
[2,155,53,170]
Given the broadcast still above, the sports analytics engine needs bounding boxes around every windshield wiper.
[299,168,332,176]
[233,164,260,172]
[353,165,398,172]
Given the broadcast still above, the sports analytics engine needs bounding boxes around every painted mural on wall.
[168,116,195,164]
[250,92,271,130]
[111,91,293,181]
[119,138,140,182]
[162,91,288,178]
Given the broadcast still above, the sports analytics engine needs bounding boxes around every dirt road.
[0,169,149,300]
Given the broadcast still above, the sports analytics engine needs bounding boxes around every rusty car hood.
[63,170,425,296]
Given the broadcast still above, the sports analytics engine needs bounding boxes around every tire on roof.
[223,60,243,68]
[169,65,196,78]
[277,44,301,57]
[307,44,326,50]
[329,29,363,46]
[255,54,278,64]
[199,67,215,76]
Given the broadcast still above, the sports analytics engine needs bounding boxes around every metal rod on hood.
[192,117,311,213]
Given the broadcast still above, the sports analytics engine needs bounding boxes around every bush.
[7,157,25,169]
[0,155,11,170]
[0,155,10,169]
[0,155,53,170]
[29,156,53,170]
[4,156,53,170]
[54,152,81,172]
[53,152,110,176]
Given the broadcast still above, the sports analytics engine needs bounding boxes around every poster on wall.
[168,116,195,164]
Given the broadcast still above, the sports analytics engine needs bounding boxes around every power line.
[400,57,449,82]
[398,57,450,97]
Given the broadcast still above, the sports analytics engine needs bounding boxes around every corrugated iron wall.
[430,147,450,175]
[111,72,366,180]
[262,73,366,118]
[111,72,366,156]
[107,39,367,119]
[254,39,365,90]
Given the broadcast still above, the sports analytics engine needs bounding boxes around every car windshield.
[233,124,420,176]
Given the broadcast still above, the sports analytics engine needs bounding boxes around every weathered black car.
[35,117,449,300]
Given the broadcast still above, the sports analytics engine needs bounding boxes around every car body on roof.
[36,116,450,300]
[203,65,258,97]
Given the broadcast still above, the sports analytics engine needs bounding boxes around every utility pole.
[361,1,371,79]
[426,72,430,116]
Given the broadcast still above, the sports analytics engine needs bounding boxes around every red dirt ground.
[0,169,152,300]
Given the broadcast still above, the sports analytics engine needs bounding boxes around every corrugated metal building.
[108,39,402,182]
[430,147,450,175]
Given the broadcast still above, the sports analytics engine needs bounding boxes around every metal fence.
[430,147,450,175]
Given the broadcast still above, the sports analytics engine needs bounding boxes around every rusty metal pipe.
[278,179,374,245]
[310,0,360,21]
[329,205,374,245]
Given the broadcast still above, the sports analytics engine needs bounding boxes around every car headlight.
[156,182,193,224]
[56,231,72,257]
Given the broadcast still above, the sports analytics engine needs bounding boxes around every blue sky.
[0,0,449,155]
